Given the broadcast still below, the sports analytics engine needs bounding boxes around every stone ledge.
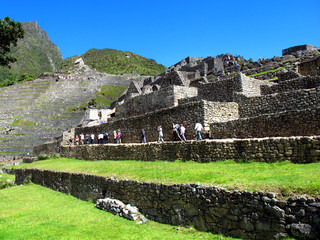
[61,136,320,163]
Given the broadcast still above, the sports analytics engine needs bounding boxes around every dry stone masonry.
[61,136,320,163]
[15,169,320,240]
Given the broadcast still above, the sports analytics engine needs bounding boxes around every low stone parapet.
[61,136,320,163]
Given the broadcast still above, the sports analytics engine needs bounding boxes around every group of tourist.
[67,121,204,146]
[142,121,204,143]
[224,55,238,67]
[68,129,122,146]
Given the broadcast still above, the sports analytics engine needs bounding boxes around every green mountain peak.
[0,20,63,81]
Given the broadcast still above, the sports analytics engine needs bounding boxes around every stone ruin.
[54,44,320,145]
[31,45,320,239]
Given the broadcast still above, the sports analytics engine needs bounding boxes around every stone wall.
[210,108,320,139]
[75,101,238,143]
[33,141,59,156]
[61,136,320,164]
[15,168,320,240]
[282,44,318,56]
[198,73,274,102]
[237,87,320,118]
[261,76,320,95]
[299,56,320,76]
[198,76,242,102]
[116,85,198,119]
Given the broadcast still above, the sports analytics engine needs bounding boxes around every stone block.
[290,223,317,239]
[240,217,254,232]
[255,221,271,231]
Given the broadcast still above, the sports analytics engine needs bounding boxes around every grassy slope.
[15,158,320,198]
[0,173,15,189]
[61,48,166,76]
[95,84,128,107]
[0,184,237,240]
[66,84,128,111]
[0,173,15,184]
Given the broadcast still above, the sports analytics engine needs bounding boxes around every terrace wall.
[198,73,274,102]
[260,76,320,95]
[15,169,320,240]
[33,141,59,156]
[210,108,320,139]
[237,87,320,118]
[61,136,320,164]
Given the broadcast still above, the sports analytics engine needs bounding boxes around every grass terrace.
[0,173,15,189]
[11,119,37,127]
[13,157,320,198]
[0,184,237,240]
[248,66,288,77]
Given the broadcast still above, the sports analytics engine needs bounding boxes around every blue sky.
[1,0,319,67]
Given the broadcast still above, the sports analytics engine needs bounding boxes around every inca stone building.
[31,45,320,240]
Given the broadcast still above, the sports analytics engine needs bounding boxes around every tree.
[0,17,24,67]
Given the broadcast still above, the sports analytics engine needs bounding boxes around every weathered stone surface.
[255,221,270,231]
[290,223,316,239]
[15,168,320,240]
[240,217,254,232]
[95,197,148,223]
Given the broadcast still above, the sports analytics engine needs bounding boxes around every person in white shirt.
[194,121,203,140]
[180,124,186,141]
[90,132,95,144]
[157,125,164,142]
[98,133,104,144]
[80,133,85,145]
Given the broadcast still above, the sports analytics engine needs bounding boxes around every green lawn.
[14,157,320,198]
[0,173,15,183]
[0,184,237,240]
[100,85,128,98]
[0,173,15,189]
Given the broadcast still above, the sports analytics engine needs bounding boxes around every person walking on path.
[194,121,203,141]
[85,133,89,144]
[90,132,95,144]
[98,132,104,144]
[113,131,118,144]
[157,125,164,143]
[180,124,186,141]
[140,129,147,143]
[173,123,182,141]
[80,133,84,145]
[103,132,109,144]
[117,129,122,144]
[75,135,79,145]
